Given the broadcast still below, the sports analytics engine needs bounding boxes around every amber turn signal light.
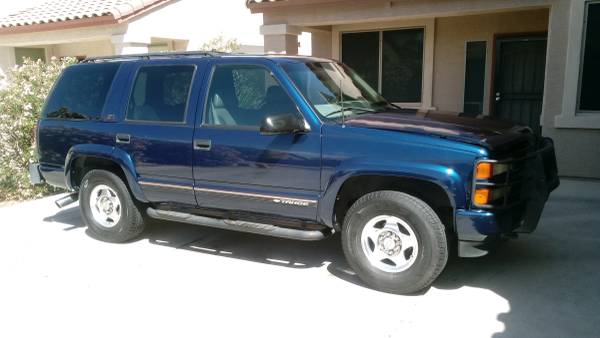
[475,162,493,180]
[474,188,491,205]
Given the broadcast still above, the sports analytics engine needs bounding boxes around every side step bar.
[146,208,331,241]
[55,192,79,209]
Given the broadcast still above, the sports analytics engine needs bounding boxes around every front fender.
[317,160,466,227]
[64,144,148,203]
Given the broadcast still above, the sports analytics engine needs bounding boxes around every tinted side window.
[126,65,195,123]
[43,63,120,120]
[205,65,297,127]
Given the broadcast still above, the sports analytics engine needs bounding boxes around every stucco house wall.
[433,9,550,114]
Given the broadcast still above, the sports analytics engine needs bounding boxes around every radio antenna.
[339,79,345,126]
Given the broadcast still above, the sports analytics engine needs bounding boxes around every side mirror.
[260,113,307,135]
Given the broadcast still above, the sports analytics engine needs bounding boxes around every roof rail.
[82,50,229,63]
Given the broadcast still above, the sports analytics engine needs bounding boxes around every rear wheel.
[341,190,448,294]
[79,169,145,243]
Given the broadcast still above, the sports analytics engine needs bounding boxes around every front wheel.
[342,191,448,294]
[79,169,145,243]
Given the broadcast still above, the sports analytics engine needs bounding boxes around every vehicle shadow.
[42,179,600,338]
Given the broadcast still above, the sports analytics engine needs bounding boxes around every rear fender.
[64,144,148,203]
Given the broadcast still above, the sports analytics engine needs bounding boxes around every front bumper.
[456,137,559,256]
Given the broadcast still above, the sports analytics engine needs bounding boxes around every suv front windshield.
[281,61,395,120]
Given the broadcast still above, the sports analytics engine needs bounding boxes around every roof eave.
[0,0,173,36]
[0,15,117,35]
[246,0,383,13]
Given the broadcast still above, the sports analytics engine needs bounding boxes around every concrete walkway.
[0,179,598,338]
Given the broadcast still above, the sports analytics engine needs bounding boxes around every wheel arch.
[64,144,148,203]
[321,170,459,233]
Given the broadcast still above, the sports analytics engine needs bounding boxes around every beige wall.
[49,40,113,59]
[433,9,549,114]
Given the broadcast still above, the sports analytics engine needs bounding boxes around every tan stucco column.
[260,24,301,55]
[0,46,16,85]
[310,30,332,58]
[111,34,150,55]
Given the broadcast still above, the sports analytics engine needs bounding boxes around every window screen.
[341,32,379,91]
[579,2,600,112]
[382,29,424,102]
[204,65,297,127]
[463,41,487,115]
[341,28,424,103]
[43,63,120,120]
[126,65,195,122]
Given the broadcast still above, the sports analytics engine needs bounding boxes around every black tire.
[79,169,145,243]
[341,190,448,294]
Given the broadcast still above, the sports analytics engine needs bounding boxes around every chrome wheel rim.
[89,184,122,228]
[360,215,419,273]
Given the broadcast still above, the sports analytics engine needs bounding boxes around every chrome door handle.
[194,139,211,151]
[116,133,131,144]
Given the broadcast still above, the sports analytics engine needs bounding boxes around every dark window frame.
[201,63,301,131]
[340,26,426,104]
[124,63,197,125]
[577,0,600,114]
[42,63,121,121]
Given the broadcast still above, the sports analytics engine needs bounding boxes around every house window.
[341,28,424,103]
[463,41,487,115]
[579,1,600,112]
[14,47,45,65]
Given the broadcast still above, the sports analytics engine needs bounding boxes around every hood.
[344,110,535,153]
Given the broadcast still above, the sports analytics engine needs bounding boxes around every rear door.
[114,60,206,205]
[192,59,322,221]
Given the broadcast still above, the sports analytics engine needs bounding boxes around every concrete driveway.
[0,179,598,338]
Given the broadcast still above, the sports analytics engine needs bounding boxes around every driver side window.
[204,64,297,127]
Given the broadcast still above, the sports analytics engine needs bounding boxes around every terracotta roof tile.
[0,0,168,28]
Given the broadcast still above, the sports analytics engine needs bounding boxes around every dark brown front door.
[492,35,547,134]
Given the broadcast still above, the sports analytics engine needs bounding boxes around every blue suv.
[30,52,559,294]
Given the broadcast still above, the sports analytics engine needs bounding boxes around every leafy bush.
[200,35,241,53]
[0,57,76,201]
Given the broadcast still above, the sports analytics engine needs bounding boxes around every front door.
[192,60,322,221]
[492,35,547,134]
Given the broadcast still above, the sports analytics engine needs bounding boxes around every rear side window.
[43,63,120,120]
[126,65,195,123]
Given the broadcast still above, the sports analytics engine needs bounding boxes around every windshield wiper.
[323,106,376,118]
[374,101,404,110]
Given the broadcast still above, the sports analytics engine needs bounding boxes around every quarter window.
[43,63,120,120]
[579,1,600,112]
[126,65,195,123]
[204,65,297,127]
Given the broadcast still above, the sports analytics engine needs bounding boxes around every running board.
[55,192,78,209]
[146,208,331,241]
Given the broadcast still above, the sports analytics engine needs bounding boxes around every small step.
[146,208,331,241]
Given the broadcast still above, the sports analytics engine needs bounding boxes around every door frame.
[489,31,548,117]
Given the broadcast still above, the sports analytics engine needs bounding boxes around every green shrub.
[0,57,77,201]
